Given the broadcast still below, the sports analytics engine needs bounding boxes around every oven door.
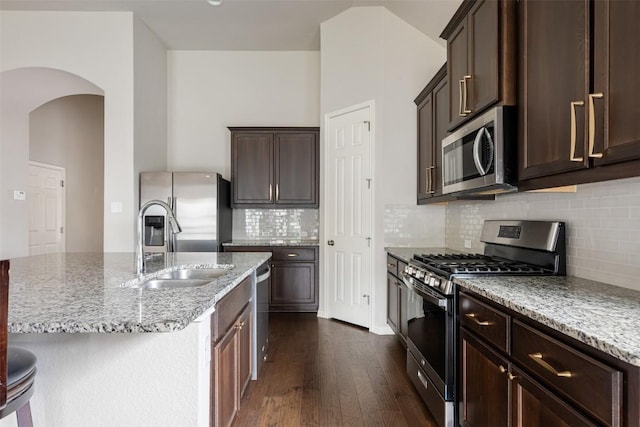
[402,274,455,400]
[402,274,457,426]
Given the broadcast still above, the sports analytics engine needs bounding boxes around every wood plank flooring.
[233,313,438,427]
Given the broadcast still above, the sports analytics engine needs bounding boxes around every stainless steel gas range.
[400,220,566,427]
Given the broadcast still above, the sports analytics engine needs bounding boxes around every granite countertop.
[7,252,270,334]
[385,247,640,366]
[224,239,319,247]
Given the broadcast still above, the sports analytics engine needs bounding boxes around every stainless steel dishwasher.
[253,262,270,378]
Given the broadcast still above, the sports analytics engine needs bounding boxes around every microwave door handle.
[473,127,494,176]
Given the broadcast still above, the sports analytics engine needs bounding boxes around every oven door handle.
[401,272,449,312]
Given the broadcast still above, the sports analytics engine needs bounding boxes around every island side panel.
[6,320,211,427]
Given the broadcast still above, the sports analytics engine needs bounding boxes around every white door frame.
[320,100,375,329]
[28,161,66,253]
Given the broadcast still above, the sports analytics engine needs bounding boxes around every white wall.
[446,176,640,291]
[0,11,135,254]
[134,17,168,209]
[320,7,447,333]
[30,95,105,252]
[167,50,320,179]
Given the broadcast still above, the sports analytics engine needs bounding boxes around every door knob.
[327,240,335,246]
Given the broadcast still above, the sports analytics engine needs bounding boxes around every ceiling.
[0,0,462,51]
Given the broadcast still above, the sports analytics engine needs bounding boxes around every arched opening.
[0,67,104,258]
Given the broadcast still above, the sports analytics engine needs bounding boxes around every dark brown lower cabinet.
[459,290,637,427]
[460,329,509,427]
[224,245,319,312]
[211,277,253,427]
[510,367,596,427]
[386,273,399,334]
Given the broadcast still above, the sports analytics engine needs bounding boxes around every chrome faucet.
[136,200,182,275]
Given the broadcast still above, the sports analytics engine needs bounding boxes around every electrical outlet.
[13,190,26,201]
[464,239,472,249]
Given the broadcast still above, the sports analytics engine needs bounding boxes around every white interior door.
[325,104,373,328]
[28,162,65,255]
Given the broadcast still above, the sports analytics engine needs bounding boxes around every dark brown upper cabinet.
[518,0,640,190]
[230,127,319,208]
[416,65,449,203]
[441,0,517,131]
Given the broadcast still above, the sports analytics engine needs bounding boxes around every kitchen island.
[4,251,270,427]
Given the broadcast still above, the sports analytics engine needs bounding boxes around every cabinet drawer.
[272,247,316,262]
[386,255,399,276]
[211,276,252,343]
[459,293,509,352]
[512,320,622,426]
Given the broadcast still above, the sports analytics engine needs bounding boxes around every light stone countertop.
[7,252,270,333]
[224,239,319,247]
[385,246,640,367]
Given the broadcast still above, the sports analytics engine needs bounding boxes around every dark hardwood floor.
[233,313,438,426]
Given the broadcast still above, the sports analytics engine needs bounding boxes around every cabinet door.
[510,367,597,427]
[212,323,239,427]
[386,274,399,334]
[232,132,274,205]
[399,280,409,344]
[237,304,253,398]
[270,261,317,311]
[460,330,509,427]
[468,0,499,114]
[432,76,449,196]
[275,131,318,206]
[519,0,591,180]
[448,20,469,129]
[592,1,640,166]
[417,93,434,201]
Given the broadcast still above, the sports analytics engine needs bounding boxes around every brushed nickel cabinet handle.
[529,352,573,378]
[417,370,429,389]
[462,75,472,114]
[459,79,466,116]
[507,372,518,381]
[465,313,493,326]
[570,100,585,162]
[269,184,273,201]
[425,167,429,194]
[498,365,507,373]
[276,184,280,201]
[588,93,604,158]
[287,253,298,257]
[387,263,396,269]
[427,166,435,194]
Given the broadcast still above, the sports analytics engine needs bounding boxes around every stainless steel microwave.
[441,106,517,195]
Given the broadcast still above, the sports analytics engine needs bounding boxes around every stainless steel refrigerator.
[139,172,232,253]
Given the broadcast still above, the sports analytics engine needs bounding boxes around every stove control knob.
[431,277,441,288]
[416,270,425,279]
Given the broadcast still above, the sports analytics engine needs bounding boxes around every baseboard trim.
[316,310,329,319]
[369,324,395,335]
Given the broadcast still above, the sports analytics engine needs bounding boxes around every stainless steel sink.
[156,267,231,280]
[132,278,212,289]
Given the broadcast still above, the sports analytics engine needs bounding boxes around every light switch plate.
[13,190,26,201]
[110,202,123,213]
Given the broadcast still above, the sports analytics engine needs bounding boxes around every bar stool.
[0,260,37,427]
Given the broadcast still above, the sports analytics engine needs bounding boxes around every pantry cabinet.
[230,127,319,208]
[458,290,637,427]
[518,0,640,190]
[440,0,516,131]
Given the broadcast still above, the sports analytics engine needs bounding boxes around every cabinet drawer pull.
[588,93,604,158]
[276,184,280,201]
[570,100,585,162]
[529,352,573,378]
[507,372,518,381]
[498,365,507,373]
[287,253,299,257]
[417,370,429,390]
[465,313,493,326]
[427,166,435,194]
[269,184,273,201]
[387,263,396,269]
[462,75,472,114]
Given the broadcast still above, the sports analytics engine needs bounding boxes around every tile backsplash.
[384,204,446,247]
[446,176,640,291]
[232,209,319,240]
